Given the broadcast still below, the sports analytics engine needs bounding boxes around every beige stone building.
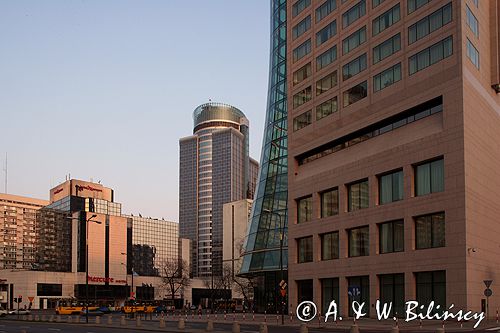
[287,0,500,318]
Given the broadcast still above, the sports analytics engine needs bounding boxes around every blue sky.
[0,1,270,220]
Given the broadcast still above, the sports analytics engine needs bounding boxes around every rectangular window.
[321,231,339,260]
[293,86,312,108]
[348,276,370,316]
[316,20,337,46]
[472,0,478,7]
[293,15,312,40]
[408,3,452,44]
[415,271,446,313]
[415,158,444,196]
[409,36,453,75]
[321,278,339,315]
[467,39,480,69]
[293,0,311,17]
[316,0,337,23]
[316,71,338,96]
[293,63,312,85]
[379,274,405,317]
[374,63,401,92]
[298,236,313,263]
[348,226,369,257]
[415,212,445,249]
[297,195,313,223]
[343,26,367,55]
[297,279,314,302]
[343,53,367,81]
[466,6,479,37]
[408,0,430,14]
[320,187,339,217]
[372,4,400,36]
[379,169,403,204]
[293,39,312,62]
[293,110,312,131]
[343,0,366,28]
[372,0,385,8]
[316,96,338,120]
[343,81,368,107]
[37,283,63,296]
[348,179,369,211]
[316,45,337,70]
[373,33,401,64]
[379,220,404,253]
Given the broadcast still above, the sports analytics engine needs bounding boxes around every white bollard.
[56,315,61,322]
[159,318,166,328]
[391,326,399,333]
[95,316,101,324]
[178,318,185,329]
[436,328,445,333]
[300,323,309,333]
[108,315,113,325]
[206,319,214,331]
[136,316,141,327]
[232,321,240,333]
[350,324,360,333]
[120,315,126,326]
[259,322,268,333]
[67,316,73,323]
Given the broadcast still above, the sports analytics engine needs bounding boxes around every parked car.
[97,306,111,314]
[0,309,8,317]
[8,309,31,315]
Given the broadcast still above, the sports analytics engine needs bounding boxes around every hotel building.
[179,102,258,278]
[287,0,500,317]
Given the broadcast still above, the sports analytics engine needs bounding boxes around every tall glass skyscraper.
[239,0,288,313]
[179,102,259,278]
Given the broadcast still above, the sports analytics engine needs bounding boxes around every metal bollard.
[41,315,46,321]
[232,321,240,333]
[35,315,40,321]
[178,318,185,329]
[120,315,126,326]
[206,319,214,331]
[95,316,101,324]
[27,314,33,321]
[108,315,113,325]
[350,324,360,333]
[300,323,309,333]
[391,326,400,333]
[56,315,61,322]
[49,315,54,322]
[159,318,166,328]
[136,316,141,327]
[67,316,73,323]
[259,322,268,333]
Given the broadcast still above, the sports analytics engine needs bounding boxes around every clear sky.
[0,0,270,221]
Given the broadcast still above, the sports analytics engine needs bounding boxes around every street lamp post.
[84,214,99,324]
[121,252,135,318]
[263,209,285,325]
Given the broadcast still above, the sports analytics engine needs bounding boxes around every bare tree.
[160,259,190,301]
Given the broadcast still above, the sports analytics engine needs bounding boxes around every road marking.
[48,329,61,331]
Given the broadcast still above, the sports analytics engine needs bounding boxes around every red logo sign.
[76,185,103,193]
[28,297,34,302]
[53,188,63,195]
[87,276,126,284]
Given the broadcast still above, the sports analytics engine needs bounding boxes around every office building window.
[379,220,404,253]
[293,86,312,108]
[293,39,312,62]
[293,15,312,40]
[467,39,480,69]
[415,271,446,313]
[343,81,368,107]
[321,231,339,260]
[298,236,313,263]
[293,0,311,17]
[373,33,401,64]
[316,0,337,23]
[297,279,314,302]
[293,63,312,86]
[409,36,453,75]
[316,20,337,46]
[348,179,369,211]
[472,0,478,7]
[343,0,366,28]
[343,26,367,55]
[374,63,402,92]
[316,45,337,71]
[343,53,367,81]
[379,274,405,317]
[379,169,403,204]
[466,6,479,37]
[408,3,452,44]
[316,96,338,120]
[320,187,339,217]
[297,195,313,223]
[321,278,339,314]
[372,4,400,36]
[348,226,369,257]
[372,0,385,8]
[293,110,312,131]
[415,158,444,196]
[316,71,338,96]
[348,276,370,316]
[408,0,430,14]
[415,212,445,249]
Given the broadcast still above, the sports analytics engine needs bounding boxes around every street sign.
[485,288,493,297]
[28,297,34,303]
[484,280,493,288]
[348,286,361,297]
[280,289,287,297]
[279,280,287,290]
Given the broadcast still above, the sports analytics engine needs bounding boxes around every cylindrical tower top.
[192,102,247,133]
